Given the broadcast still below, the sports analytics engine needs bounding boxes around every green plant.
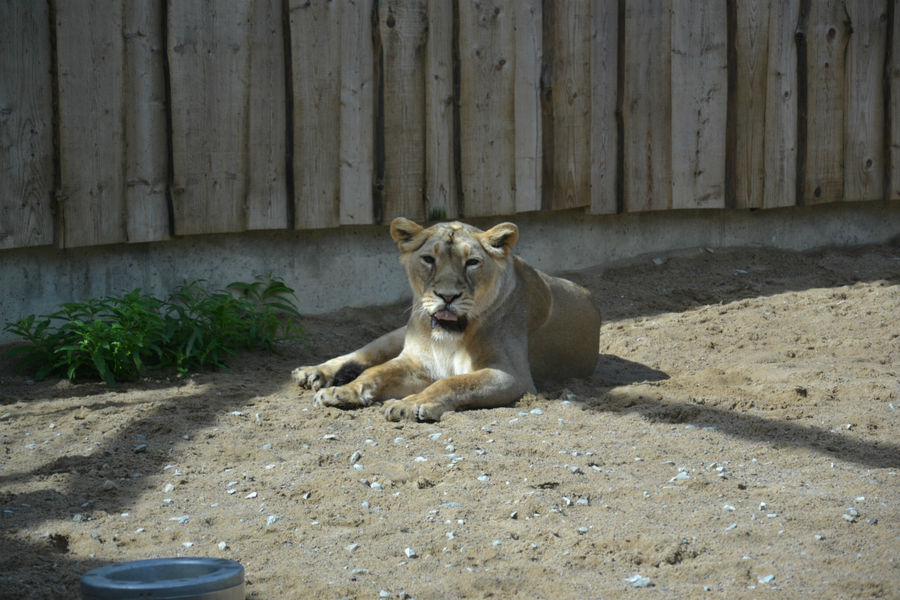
[3,276,302,385]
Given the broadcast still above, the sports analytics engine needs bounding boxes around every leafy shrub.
[3,277,302,385]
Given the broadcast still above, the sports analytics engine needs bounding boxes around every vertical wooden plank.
[514,0,542,214]
[843,0,887,203]
[763,0,800,209]
[670,0,727,209]
[56,0,127,247]
[246,0,288,230]
[0,2,54,249]
[589,0,618,215]
[892,0,900,201]
[123,0,170,243]
[379,0,428,222]
[622,0,671,212]
[289,0,340,229]
[340,0,376,225]
[732,1,770,209]
[424,0,457,221]
[458,0,516,217]
[168,0,250,236]
[548,0,592,210]
[804,1,848,205]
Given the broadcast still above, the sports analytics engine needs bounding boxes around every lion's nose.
[436,291,461,305]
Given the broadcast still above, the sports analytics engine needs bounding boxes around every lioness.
[293,217,600,421]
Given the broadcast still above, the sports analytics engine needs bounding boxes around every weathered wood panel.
[378,0,428,222]
[843,0,887,203]
[732,1,769,209]
[547,1,592,210]
[670,0,727,209]
[0,2,54,249]
[340,0,376,225]
[514,0,542,213]
[803,1,848,205]
[56,0,128,248]
[123,0,170,243]
[425,0,457,220]
[892,0,900,201]
[168,0,251,235]
[622,0,671,211]
[246,0,289,230]
[289,0,340,229]
[459,0,516,218]
[762,0,800,209]
[589,0,618,215]
[4,0,900,253]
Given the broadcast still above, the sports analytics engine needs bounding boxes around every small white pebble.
[370,481,383,491]
[405,547,417,558]
[182,542,194,548]
[723,505,735,511]
[218,541,228,550]
[345,543,359,553]
[758,574,775,584]
[624,574,652,588]
[245,492,258,499]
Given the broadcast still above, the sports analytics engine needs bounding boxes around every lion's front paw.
[383,396,445,422]
[313,384,375,409]
[292,366,332,391]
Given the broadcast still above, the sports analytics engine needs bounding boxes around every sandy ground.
[1,242,898,599]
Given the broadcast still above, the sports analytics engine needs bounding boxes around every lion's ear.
[480,222,519,258]
[390,217,427,252]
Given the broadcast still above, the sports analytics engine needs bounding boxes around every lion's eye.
[421,255,435,266]
[465,258,481,268]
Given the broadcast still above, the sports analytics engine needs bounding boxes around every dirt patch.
[1,243,898,599]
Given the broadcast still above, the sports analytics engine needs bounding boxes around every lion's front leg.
[312,355,432,410]
[293,327,406,390]
[384,368,527,422]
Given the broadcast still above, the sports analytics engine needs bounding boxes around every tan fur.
[292,217,601,421]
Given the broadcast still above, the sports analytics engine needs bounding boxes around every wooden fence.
[1,0,898,250]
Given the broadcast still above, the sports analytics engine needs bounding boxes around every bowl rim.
[81,557,244,598]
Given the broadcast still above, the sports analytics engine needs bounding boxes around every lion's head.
[390,217,519,334]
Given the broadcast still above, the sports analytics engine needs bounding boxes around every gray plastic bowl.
[81,557,244,600]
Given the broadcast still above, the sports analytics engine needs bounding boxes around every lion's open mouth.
[431,310,468,332]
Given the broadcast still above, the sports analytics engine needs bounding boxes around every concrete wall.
[2,202,898,345]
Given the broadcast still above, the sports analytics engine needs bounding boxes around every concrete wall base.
[2,202,898,344]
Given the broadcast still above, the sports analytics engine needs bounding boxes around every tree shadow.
[0,351,297,598]
[578,388,900,470]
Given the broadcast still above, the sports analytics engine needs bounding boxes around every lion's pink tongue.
[433,310,458,322]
